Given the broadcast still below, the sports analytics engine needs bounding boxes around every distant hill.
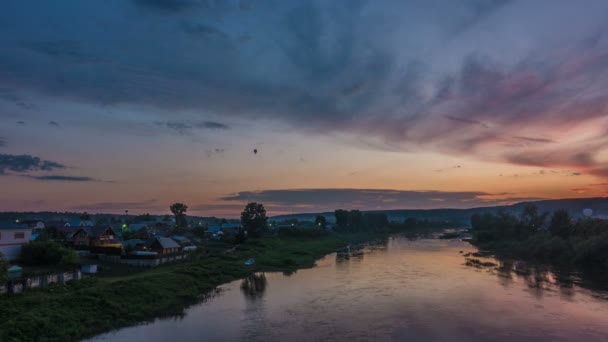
[271,197,608,226]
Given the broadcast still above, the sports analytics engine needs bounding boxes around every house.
[20,220,45,230]
[147,237,181,255]
[65,219,94,227]
[72,226,118,248]
[220,223,242,236]
[207,225,221,234]
[221,223,241,230]
[122,239,146,250]
[171,235,190,244]
[0,221,33,260]
[54,226,80,242]
[126,222,154,232]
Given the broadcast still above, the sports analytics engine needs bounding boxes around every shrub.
[20,241,79,267]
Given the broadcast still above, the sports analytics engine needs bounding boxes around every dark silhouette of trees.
[550,209,572,238]
[170,203,188,228]
[365,213,389,231]
[348,210,364,231]
[241,202,268,238]
[333,210,389,232]
[21,241,79,267]
[334,210,349,230]
[79,212,91,221]
[470,207,608,270]
[314,215,327,229]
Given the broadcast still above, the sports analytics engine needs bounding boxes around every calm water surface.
[90,236,608,341]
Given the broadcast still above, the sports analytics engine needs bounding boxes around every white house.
[0,221,33,261]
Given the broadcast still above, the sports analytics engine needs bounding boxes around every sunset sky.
[1,0,608,217]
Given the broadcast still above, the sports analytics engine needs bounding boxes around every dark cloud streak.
[219,188,542,211]
[0,154,65,174]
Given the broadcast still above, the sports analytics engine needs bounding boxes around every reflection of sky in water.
[90,237,608,341]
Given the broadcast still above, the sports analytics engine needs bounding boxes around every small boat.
[244,258,255,266]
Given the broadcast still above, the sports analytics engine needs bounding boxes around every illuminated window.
[14,232,25,239]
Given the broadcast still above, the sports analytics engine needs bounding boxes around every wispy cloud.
[156,120,230,135]
[71,199,162,212]
[0,154,65,174]
[23,175,96,182]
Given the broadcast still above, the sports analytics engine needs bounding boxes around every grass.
[0,232,381,341]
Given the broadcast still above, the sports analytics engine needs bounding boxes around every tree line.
[470,205,608,269]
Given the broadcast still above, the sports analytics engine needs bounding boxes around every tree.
[348,210,364,231]
[241,202,268,238]
[520,205,547,235]
[170,203,188,228]
[0,252,6,285]
[334,210,349,231]
[550,209,572,238]
[404,217,418,229]
[80,212,91,221]
[314,215,327,230]
[21,241,79,267]
[365,213,389,230]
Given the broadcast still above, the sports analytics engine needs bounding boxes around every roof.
[149,237,180,249]
[122,239,146,248]
[221,223,241,230]
[68,219,94,227]
[171,235,189,242]
[208,225,221,233]
[0,221,32,230]
[75,226,117,238]
[127,223,152,232]
[46,221,68,228]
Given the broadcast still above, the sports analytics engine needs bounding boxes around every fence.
[97,253,188,267]
[1,269,82,295]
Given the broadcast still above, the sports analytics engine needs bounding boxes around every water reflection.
[241,273,267,301]
[463,254,608,300]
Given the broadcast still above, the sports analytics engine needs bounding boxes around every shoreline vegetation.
[468,205,608,274]
[0,231,393,341]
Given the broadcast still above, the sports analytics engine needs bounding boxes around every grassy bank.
[0,232,382,341]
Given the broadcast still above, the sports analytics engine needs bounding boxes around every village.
[0,205,259,295]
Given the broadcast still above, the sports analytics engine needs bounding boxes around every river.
[90,235,608,341]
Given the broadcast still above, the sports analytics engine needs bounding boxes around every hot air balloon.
[253,149,258,154]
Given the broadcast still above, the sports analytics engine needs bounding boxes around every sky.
[1,0,608,217]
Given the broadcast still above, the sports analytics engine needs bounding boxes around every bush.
[20,241,79,267]
[573,232,608,269]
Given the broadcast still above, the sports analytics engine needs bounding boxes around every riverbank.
[0,232,384,341]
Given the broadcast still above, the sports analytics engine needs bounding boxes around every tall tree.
[550,209,572,238]
[80,212,91,221]
[241,202,268,238]
[348,210,364,231]
[314,215,327,230]
[170,203,188,228]
[334,210,349,231]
